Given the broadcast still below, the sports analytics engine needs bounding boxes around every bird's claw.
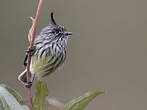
[25,82,32,88]
[25,46,36,54]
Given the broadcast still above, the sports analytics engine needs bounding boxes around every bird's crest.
[51,12,57,25]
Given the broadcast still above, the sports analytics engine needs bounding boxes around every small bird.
[18,12,72,87]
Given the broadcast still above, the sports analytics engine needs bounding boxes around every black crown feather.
[51,12,57,25]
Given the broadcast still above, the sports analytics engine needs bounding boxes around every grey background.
[0,0,147,110]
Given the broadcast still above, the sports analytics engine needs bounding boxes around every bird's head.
[50,12,72,37]
[40,12,72,39]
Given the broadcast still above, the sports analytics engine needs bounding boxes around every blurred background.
[0,0,147,110]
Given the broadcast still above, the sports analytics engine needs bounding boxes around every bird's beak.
[64,31,72,36]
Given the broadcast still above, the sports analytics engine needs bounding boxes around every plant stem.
[26,0,43,110]
[26,49,33,110]
[30,0,43,47]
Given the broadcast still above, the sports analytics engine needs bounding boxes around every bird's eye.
[55,29,60,33]
[51,30,58,34]
[51,29,63,35]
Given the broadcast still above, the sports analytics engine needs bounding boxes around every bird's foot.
[25,82,33,88]
[25,46,36,54]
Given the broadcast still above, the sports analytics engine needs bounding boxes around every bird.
[18,12,72,87]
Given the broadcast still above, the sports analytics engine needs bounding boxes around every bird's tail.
[18,69,35,86]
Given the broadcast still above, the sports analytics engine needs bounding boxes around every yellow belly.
[30,55,51,78]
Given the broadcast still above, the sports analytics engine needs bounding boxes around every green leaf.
[0,84,29,110]
[5,86,24,105]
[62,91,104,110]
[32,80,48,110]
